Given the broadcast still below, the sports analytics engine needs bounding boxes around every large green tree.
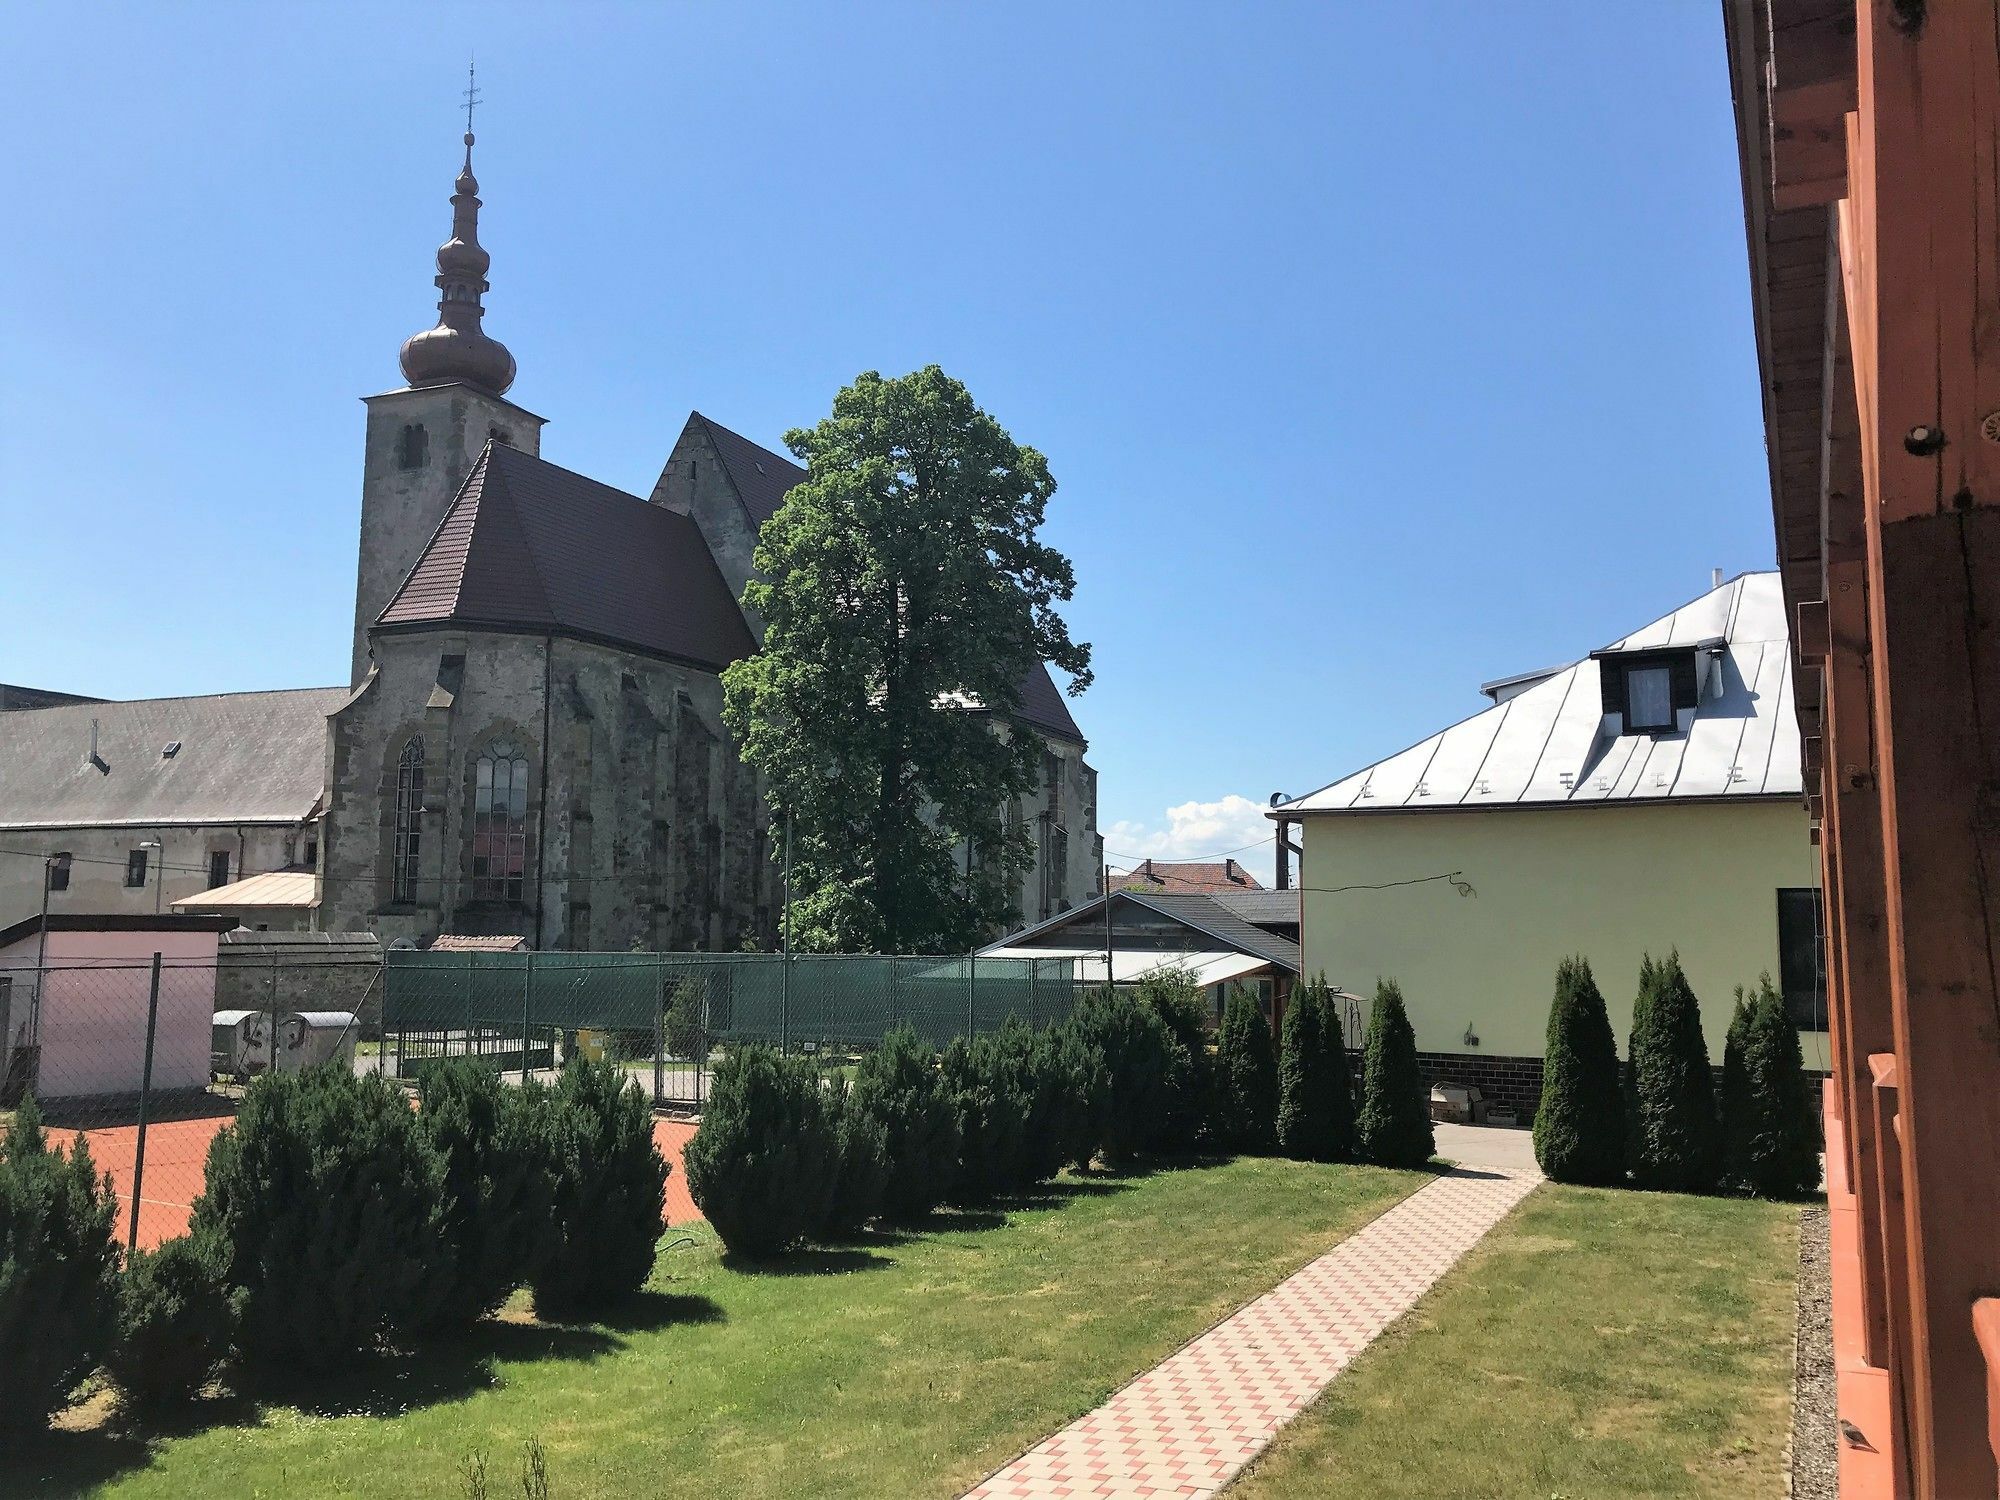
[723,367,1092,953]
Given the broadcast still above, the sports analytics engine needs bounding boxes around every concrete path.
[962,1163,1541,1499]
[1433,1120,1539,1174]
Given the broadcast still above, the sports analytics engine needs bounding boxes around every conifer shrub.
[683,1046,835,1257]
[1138,968,1213,1154]
[194,1067,443,1369]
[1065,988,1174,1167]
[939,1037,1005,1205]
[1531,956,1627,1185]
[530,1058,671,1316]
[849,1025,960,1219]
[1719,986,1756,1189]
[1729,975,1823,1198]
[1214,987,1279,1154]
[1029,1018,1105,1179]
[1277,976,1354,1162]
[1625,952,1721,1193]
[978,1018,1045,1191]
[108,1231,233,1407]
[819,1072,892,1237]
[1355,979,1435,1168]
[416,1057,556,1327]
[0,1096,120,1430]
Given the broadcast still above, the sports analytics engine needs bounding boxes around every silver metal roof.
[0,688,343,831]
[1278,571,1802,814]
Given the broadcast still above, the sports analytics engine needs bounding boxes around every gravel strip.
[1791,1204,1837,1499]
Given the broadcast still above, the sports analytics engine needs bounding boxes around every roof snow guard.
[1277,571,1803,814]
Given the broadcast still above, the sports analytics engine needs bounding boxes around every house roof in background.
[1111,859,1264,893]
[378,443,757,673]
[985,888,1301,974]
[0,912,238,949]
[698,416,1087,745]
[1205,888,1301,928]
[0,689,343,831]
[1277,571,1803,814]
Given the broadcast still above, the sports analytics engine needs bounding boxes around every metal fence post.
[652,960,665,1105]
[128,952,163,1254]
[267,955,280,1078]
[967,947,977,1041]
[521,948,535,1084]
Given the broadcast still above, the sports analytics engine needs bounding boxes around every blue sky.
[0,2,1769,882]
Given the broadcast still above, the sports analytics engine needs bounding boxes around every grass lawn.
[10,1156,1421,1500]
[1232,1183,1802,1500]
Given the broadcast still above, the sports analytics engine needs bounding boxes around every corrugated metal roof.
[0,688,342,831]
[378,443,758,673]
[1279,571,1803,814]
[172,870,318,910]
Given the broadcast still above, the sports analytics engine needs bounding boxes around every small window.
[48,855,71,892]
[126,849,149,888]
[1623,664,1676,732]
[488,425,512,446]
[1776,888,1828,1031]
[303,838,319,869]
[396,423,428,470]
[208,851,231,889]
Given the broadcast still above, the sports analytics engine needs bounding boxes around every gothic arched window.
[397,423,428,470]
[471,741,529,903]
[392,738,425,902]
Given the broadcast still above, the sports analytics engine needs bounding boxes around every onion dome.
[399,132,516,395]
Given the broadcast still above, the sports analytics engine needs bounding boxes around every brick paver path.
[963,1164,1541,1499]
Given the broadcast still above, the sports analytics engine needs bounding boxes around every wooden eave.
[1725,0,1858,747]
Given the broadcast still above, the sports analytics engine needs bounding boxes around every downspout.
[534,632,554,950]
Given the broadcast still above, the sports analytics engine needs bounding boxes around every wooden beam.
[1845,3,2000,1490]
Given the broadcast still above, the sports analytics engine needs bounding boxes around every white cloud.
[1104,793,1277,887]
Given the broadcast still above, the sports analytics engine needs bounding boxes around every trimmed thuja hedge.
[1627,951,1722,1193]
[1278,976,1355,1163]
[1531,953,1819,1198]
[1356,979,1436,1168]
[1721,974,1822,1197]
[1532,956,1627,1185]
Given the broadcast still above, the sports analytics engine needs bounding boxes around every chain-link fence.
[0,947,1088,1252]
[379,950,1087,1108]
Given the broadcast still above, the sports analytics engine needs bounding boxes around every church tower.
[350,115,545,683]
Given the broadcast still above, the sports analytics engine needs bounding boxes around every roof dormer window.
[1593,642,1712,736]
[1623,663,1675,732]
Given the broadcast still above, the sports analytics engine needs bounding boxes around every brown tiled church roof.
[690,414,1087,745]
[377,443,756,672]
[691,411,808,528]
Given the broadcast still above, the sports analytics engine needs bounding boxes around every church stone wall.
[321,629,777,953]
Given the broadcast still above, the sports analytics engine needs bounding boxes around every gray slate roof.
[0,688,343,830]
[1204,888,1301,929]
[1278,572,1802,814]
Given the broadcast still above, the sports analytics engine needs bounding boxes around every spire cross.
[463,59,481,138]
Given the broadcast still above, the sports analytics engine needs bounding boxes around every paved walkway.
[963,1164,1541,1499]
